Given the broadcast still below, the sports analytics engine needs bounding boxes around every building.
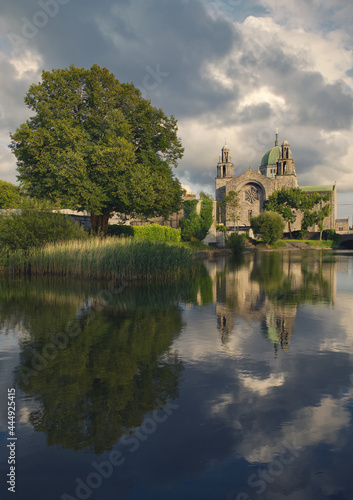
[215,131,337,232]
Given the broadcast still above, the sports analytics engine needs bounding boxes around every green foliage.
[10,65,184,232]
[107,224,134,237]
[108,224,181,241]
[222,190,239,229]
[182,199,199,219]
[264,187,332,237]
[180,198,213,241]
[251,211,285,244]
[0,199,87,251]
[302,201,332,237]
[199,191,213,200]
[226,233,245,253]
[216,224,227,233]
[305,240,334,248]
[133,224,181,242]
[0,180,23,208]
[322,229,340,243]
[263,187,303,236]
[199,198,214,237]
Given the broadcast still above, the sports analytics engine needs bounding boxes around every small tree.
[226,233,245,253]
[302,204,332,240]
[264,187,332,239]
[223,190,240,231]
[251,211,285,245]
[180,198,213,241]
[0,180,23,208]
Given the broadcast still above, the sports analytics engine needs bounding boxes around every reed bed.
[0,237,197,280]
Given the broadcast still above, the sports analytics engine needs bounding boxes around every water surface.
[1,251,353,500]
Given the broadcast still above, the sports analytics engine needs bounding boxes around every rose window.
[245,186,260,204]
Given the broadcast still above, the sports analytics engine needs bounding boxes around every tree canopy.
[250,211,285,244]
[10,65,184,232]
[263,186,331,237]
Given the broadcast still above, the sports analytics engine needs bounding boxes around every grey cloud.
[3,0,241,119]
[239,46,353,131]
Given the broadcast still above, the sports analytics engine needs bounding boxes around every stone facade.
[216,132,337,232]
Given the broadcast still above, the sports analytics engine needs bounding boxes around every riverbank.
[0,238,197,280]
[243,239,336,252]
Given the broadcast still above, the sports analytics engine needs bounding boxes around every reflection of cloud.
[240,396,351,463]
[239,372,286,396]
[319,293,353,354]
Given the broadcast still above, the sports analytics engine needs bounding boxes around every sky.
[1,0,353,219]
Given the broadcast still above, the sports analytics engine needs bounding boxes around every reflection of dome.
[261,146,281,167]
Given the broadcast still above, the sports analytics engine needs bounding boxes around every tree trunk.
[91,213,110,235]
[288,221,293,239]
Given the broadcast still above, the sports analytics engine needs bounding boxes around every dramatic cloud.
[1,0,352,215]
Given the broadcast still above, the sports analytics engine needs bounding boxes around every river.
[0,250,353,500]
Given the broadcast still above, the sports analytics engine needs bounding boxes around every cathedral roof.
[300,185,334,192]
[260,145,281,167]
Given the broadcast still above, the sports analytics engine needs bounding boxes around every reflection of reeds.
[0,238,197,280]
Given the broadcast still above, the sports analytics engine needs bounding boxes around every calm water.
[1,251,353,500]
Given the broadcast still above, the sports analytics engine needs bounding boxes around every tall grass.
[0,237,197,280]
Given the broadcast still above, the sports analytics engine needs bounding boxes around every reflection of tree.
[250,253,333,306]
[18,307,183,454]
[0,277,200,454]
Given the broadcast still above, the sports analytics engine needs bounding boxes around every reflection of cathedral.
[216,132,337,231]
[211,253,336,353]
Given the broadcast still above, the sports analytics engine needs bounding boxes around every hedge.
[107,223,181,242]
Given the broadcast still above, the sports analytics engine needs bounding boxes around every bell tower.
[216,140,234,179]
[277,137,296,177]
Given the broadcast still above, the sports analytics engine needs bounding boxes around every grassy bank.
[283,239,335,248]
[0,237,197,280]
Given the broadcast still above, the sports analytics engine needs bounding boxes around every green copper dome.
[261,145,281,167]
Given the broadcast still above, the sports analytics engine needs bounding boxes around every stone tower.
[216,141,234,183]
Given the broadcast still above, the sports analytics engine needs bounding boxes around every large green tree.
[10,65,184,233]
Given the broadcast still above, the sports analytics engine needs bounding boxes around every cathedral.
[215,131,337,232]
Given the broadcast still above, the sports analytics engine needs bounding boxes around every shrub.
[181,198,213,241]
[133,224,181,242]
[0,199,87,251]
[250,211,285,245]
[216,224,227,233]
[322,228,340,243]
[107,223,181,242]
[107,225,134,237]
[226,233,245,253]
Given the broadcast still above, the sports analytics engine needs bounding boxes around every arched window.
[223,165,226,177]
